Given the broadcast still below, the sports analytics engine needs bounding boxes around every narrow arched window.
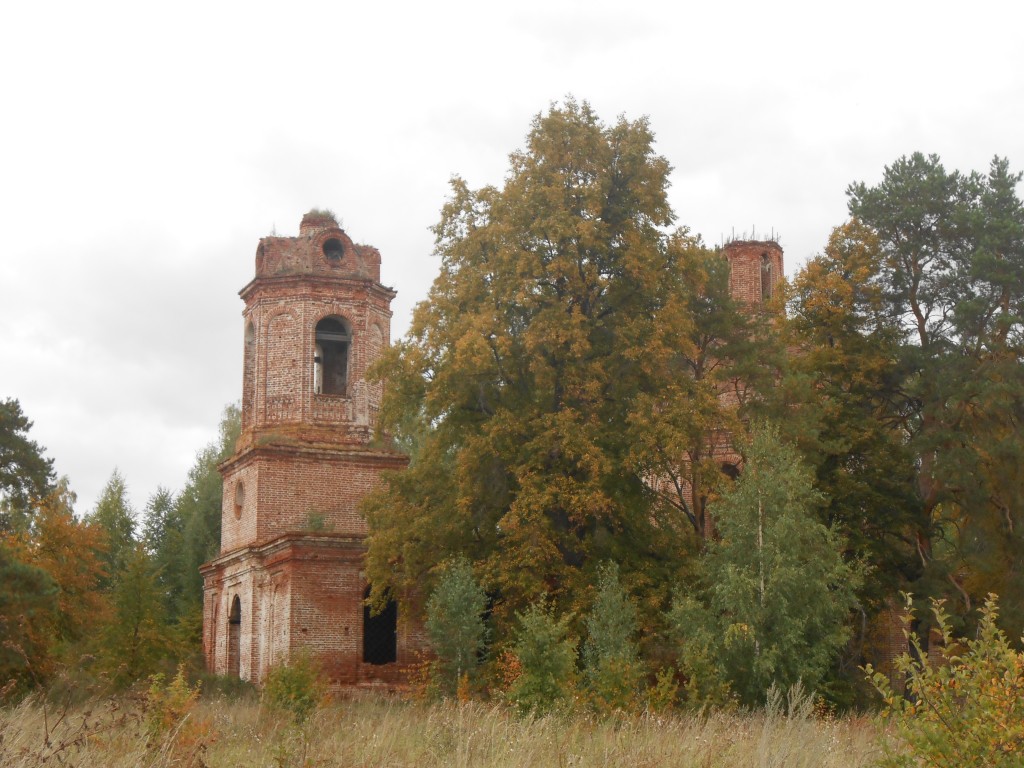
[234,481,245,520]
[313,317,351,395]
[228,595,242,678]
[242,322,256,425]
[760,253,773,302]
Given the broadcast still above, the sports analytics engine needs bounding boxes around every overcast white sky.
[2,0,1022,517]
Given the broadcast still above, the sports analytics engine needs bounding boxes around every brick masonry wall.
[219,448,407,552]
[201,535,420,684]
[723,240,784,306]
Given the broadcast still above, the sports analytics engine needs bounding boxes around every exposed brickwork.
[723,240,784,306]
[201,214,416,686]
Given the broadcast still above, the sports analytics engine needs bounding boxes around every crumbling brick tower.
[200,211,412,685]
[710,239,785,471]
[723,239,784,306]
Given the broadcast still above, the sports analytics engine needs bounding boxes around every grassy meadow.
[0,692,885,768]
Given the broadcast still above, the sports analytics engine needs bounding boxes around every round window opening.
[234,481,245,520]
[323,238,344,261]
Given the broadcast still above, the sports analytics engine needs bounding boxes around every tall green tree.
[777,221,925,605]
[89,469,136,587]
[842,154,1024,631]
[142,486,183,619]
[671,427,861,706]
[0,398,55,534]
[364,100,746,639]
[98,543,173,687]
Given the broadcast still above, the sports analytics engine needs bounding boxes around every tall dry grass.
[0,692,883,767]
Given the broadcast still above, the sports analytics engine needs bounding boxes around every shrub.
[145,665,200,743]
[262,652,326,724]
[425,557,488,697]
[145,664,214,765]
[506,598,577,715]
[865,594,1024,767]
[646,666,680,713]
[582,561,643,712]
[304,207,338,223]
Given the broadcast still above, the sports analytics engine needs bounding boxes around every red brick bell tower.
[200,211,412,685]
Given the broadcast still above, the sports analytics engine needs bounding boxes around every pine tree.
[0,398,55,534]
[835,154,1024,632]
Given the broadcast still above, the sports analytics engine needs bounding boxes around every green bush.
[865,594,1024,767]
[582,562,643,712]
[425,557,488,697]
[646,666,680,713]
[262,652,325,724]
[507,598,577,715]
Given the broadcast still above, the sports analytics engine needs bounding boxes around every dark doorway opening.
[228,595,241,678]
[363,586,397,665]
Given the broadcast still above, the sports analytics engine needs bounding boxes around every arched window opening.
[233,481,245,520]
[228,595,242,678]
[760,253,773,302]
[363,586,397,665]
[323,238,344,261]
[313,317,351,396]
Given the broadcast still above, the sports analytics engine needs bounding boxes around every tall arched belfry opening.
[201,211,414,685]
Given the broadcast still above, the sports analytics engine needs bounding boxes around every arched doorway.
[228,595,241,678]
[363,586,397,665]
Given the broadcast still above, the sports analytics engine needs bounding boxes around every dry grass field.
[0,692,884,768]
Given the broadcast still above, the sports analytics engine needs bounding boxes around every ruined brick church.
[201,211,784,685]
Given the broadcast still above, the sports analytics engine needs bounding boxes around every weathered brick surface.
[201,214,416,686]
[723,240,784,306]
